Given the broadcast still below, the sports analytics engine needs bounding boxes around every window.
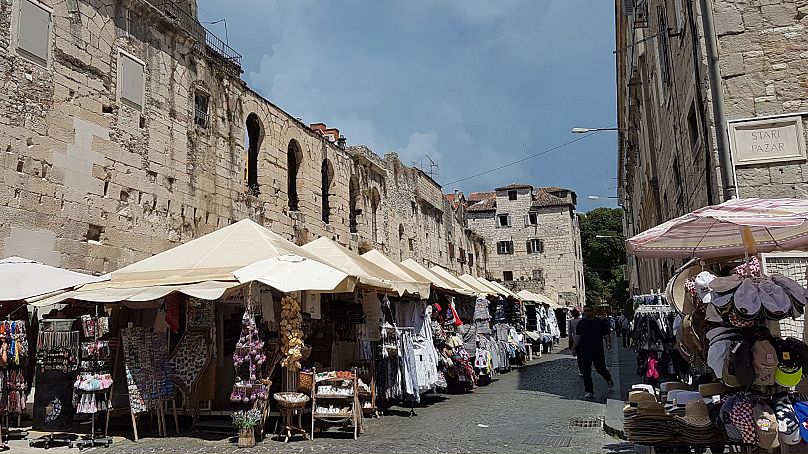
[657,6,671,86]
[16,0,51,66]
[687,102,700,155]
[532,269,544,281]
[525,212,538,226]
[118,52,145,110]
[468,253,474,267]
[503,271,514,282]
[448,242,455,260]
[321,159,333,223]
[287,140,302,210]
[194,92,210,128]
[508,190,517,201]
[527,239,545,254]
[409,238,415,252]
[497,214,511,227]
[349,176,359,233]
[458,248,466,263]
[496,240,513,255]
[245,113,262,195]
[370,188,380,243]
[399,224,405,240]
[411,201,416,215]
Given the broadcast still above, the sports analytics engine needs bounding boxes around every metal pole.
[698,0,738,201]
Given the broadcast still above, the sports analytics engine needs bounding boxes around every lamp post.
[588,195,619,200]
[571,127,619,134]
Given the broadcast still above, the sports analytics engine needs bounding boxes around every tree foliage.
[579,208,628,308]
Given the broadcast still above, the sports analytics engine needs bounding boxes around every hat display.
[694,271,717,304]
[674,400,723,444]
[792,400,808,443]
[699,382,732,399]
[772,338,807,387]
[752,339,779,386]
[628,390,656,404]
[731,340,756,387]
[631,384,655,395]
[758,280,791,319]
[710,275,743,293]
[733,279,762,320]
[729,399,759,444]
[660,381,687,393]
[753,403,780,449]
[668,265,701,315]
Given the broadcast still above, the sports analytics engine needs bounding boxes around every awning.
[1,256,106,301]
[457,274,498,296]
[429,266,478,294]
[516,289,559,308]
[302,238,421,296]
[483,279,523,300]
[30,280,242,307]
[361,250,431,298]
[399,259,474,295]
[234,254,356,293]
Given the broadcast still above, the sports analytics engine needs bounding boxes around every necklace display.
[231,287,268,403]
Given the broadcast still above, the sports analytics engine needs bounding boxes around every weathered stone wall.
[0,0,486,280]
[466,187,584,306]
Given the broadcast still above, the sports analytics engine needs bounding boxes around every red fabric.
[450,304,463,327]
[165,295,180,334]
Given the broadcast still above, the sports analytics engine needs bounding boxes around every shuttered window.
[527,239,545,254]
[497,241,513,255]
[17,0,51,67]
[119,52,145,110]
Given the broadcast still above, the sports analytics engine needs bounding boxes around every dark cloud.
[198,0,618,211]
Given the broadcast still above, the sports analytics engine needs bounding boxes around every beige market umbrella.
[429,266,478,294]
[361,250,431,298]
[458,274,498,296]
[517,289,559,308]
[399,259,474,295]
[0,256,105,301]
[302,237,420,296]
[234,253,356,293]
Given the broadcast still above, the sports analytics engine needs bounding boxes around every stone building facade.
[0,0,486,278]
[466,184,585,307]
[616,0,808,293]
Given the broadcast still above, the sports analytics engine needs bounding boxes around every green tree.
[579,208,628,309]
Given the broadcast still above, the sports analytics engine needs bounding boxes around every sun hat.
[667,264,701,315]
[699,382,732,399]
[752,339,779,386]
[753,403,780,449]
[675,400,713,427]
[674,391,704,406]
[660,381,687,393]
[631,384,655,394]
[734,279,762,320]
[774,395,801,445]
[628,390,656,405]
[636,400,671,418]
[793,400,808,443]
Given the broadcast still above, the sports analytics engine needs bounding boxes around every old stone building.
[0,0,486,277]
[466,184,585,307]
[616,0,808,293]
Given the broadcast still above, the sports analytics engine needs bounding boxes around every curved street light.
[571,127,619,134]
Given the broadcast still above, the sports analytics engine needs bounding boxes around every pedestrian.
[621,314,632,348]
[567,309,584,377]
[572,305,614,399]
[614,312,623,339]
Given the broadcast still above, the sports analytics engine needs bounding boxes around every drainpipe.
[698,0,738,201]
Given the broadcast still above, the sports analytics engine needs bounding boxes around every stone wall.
[0,0,485,279]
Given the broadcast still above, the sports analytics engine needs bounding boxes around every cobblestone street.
[13,347,632,454]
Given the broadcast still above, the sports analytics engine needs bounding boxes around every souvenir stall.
[621,198,808,451]
[0,256,101,448]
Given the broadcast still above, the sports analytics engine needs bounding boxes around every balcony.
[148,1,242,72]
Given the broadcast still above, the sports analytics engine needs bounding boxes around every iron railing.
[152,1,242,68]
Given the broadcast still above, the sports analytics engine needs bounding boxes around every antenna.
[424,155,439,180]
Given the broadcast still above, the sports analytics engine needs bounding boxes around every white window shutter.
[17,0,51,66]
[119,53,145,109]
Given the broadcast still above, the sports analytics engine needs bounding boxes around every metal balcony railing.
[151,1,242,68]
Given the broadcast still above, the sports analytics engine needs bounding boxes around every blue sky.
[197,0,618,212]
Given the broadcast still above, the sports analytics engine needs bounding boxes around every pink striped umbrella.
[627,198,808,259]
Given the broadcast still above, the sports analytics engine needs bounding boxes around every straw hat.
[699,382,732,399]
[628,390,656,404]
[637,401,670,418]
[660,382,688,393]
[667,264,701,315]
[675,400,713,427]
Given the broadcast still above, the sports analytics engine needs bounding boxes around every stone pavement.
[12,345,638,454]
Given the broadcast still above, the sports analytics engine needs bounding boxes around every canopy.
[0,256,105,301]
[88,219,324,289]
[399,259,474,295]
[517,289,559,308]
[302,238,421,296]
[361,250,431,298]
[429,266,478,293]
[31,280,240,307]
[458,274,498,296]
[627,198,808,259]
[234,254,356,293]
[483,278,522,300]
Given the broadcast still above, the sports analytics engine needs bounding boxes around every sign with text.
[729,116,806,166]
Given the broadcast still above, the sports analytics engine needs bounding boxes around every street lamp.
[571,127,619,134]
[588,195,619,200]
[595,234,622,239]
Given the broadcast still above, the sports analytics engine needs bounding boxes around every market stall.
[621,198,808,451]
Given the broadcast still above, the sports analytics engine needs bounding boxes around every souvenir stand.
[621,198,808,452]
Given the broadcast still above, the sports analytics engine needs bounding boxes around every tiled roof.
[532,189,574,208]
[495,183,532,191]
[468,191,495,203]
[466,199,496,212]
[539,186,570,193]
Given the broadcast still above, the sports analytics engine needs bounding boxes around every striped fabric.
[628,198,808,259]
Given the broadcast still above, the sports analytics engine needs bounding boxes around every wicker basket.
[274,392,310,410]
[301,344,312,360]
[237,428,255,448]
[297,371,313,394]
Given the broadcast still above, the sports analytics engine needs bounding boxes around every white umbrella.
[233,253,356,293]
[0,256,105,301]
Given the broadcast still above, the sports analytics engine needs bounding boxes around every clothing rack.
[634,304,673,314]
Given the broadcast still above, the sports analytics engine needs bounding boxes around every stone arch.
[245,113,263,194]
[287,139,303,210]
[321,158,334,223]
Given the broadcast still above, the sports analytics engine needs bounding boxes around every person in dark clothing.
[572,305,614,399]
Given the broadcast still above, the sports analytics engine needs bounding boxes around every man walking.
[572,305,614,399]
[567,309,581,351]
